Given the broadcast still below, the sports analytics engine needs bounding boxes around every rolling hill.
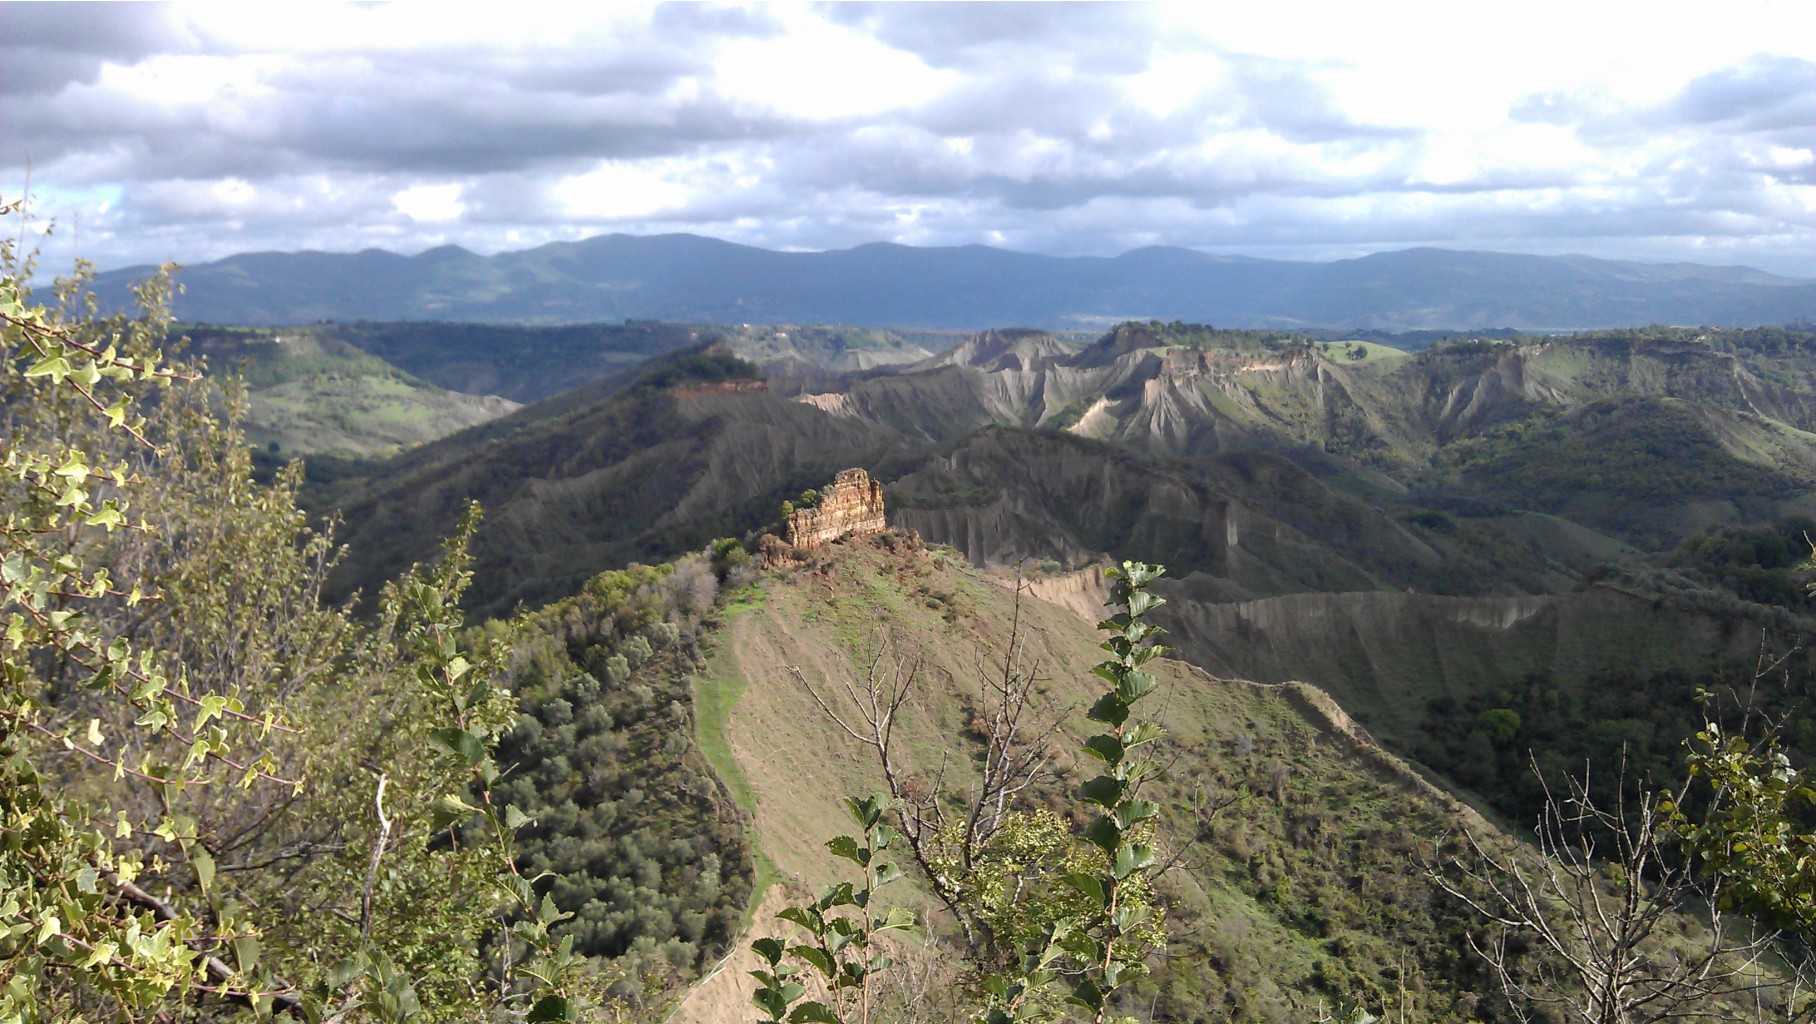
[92,234,1816,330]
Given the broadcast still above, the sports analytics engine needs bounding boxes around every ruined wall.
[786,468,886,549]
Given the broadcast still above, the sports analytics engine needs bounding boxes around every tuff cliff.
[785,468,886,548]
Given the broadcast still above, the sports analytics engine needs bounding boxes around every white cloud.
[3,1,1814,278]
[392,182,465,223]
[550,161,691,221]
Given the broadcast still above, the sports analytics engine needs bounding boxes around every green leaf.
[789,945,835,978]
[427,726,485,766]
[1083,816,1122,855]
[527,996,576,1022]
[1123,722,1164,747]
[1112,905,1154,932]
[752,988,788,1020]
[326,957,363,990]
[1114,670,1157,704]
[1082,734,1124,765]
[871,823,898,850]
[1115,799,1159,829]
[1112,843,1156,880]
[1086,694,1129,727]
[788,1001,843,1024]
[191,846,215,894]
[1067,979,1106,1013]
[430,793,478,832]
[826,834,864,864]
[751,937,786,965]
[1061,872,1107,908]
[24,355,71,382]
[232,935,261,973]
[1126,590,1161,617]
[778,906,825,935]
[1077,775,1124,808]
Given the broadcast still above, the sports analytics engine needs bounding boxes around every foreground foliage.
[0,206,579,1022]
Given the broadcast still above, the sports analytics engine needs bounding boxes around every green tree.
[0,200,581,1022]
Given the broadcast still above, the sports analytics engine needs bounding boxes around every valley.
[19,278,1816,1023]
[225,309,1813,1020]
[14,11,1816,1023]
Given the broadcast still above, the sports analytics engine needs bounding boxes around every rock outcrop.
[786,469,886,549]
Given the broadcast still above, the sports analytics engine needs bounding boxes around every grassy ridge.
[688,538,1504,1023]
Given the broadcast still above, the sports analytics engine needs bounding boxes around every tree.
[1436,756,1814,1024]
[0,200,581,1022]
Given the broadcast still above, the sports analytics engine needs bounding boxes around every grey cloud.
[648,3,784,39]
[6,4,1812,280]
[0,3,194,96]
[1555,54,1816,149]
[1661,54,1816,130]
[5,51,801,183]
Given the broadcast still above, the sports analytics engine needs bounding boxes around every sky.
[4,1,1815,277]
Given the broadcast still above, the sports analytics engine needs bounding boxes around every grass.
[688,609,784,924]
[690,664,756,814]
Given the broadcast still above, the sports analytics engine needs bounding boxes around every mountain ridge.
[91,233,1816,331]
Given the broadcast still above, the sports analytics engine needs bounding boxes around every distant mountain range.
[93,233,1816,331]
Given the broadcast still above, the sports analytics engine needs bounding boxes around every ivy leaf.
[24,355,71,382]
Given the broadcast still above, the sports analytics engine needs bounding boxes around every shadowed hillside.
[320,345,921,616]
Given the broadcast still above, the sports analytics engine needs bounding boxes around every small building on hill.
[786,469,886,549]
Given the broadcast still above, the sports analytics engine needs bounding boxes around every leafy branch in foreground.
[752,796,916,1024]
[0,199,583,1023]
[1056,560,1169,1024]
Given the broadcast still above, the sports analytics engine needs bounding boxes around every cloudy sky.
[4,1,1815,276]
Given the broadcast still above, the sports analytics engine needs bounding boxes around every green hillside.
[676,538,1502,1022]
[185,325,518,457]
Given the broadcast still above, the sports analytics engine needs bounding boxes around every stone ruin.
[785,468,887,549]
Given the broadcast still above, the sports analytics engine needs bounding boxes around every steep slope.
[320,347,922,616]
[826,323,1816,552]
[91,234,1816,329]
[683,538,1504,1023]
